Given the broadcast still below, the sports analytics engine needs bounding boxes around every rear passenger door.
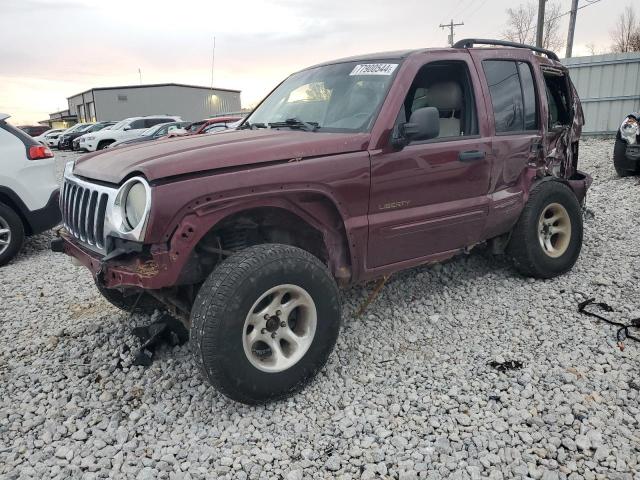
[470,51,543,239]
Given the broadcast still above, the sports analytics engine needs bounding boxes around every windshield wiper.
[268,118,319,132]
[238,122,268,130]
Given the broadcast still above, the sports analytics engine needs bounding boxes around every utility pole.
[439,19,464,47]
[535,0,546,48]
[565,0,579,58]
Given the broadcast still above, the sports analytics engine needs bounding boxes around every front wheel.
[508,180,583,279]
[191,244,341,404]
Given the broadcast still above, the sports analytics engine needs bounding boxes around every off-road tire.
[613,138,635,177]
[508,180,583,279]
[0,202,25,267]
[94,281,164,315]
[191,244,341,404]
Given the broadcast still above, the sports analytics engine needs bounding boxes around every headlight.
[125,182,147,229]
[620,117,638,145]
[113,177,151,236]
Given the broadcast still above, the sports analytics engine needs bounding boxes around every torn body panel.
[540,68,584,179]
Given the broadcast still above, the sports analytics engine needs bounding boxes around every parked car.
[54,39,591,404]
[613,112,640,176]
[71,122,116,151]
[43,129,66,147]
[187,116,242,135]
[33,128,65,145]
[51,123,92,149]
[108,121,191,148]
[0,114,60,266]
[17,125,50,137]
[58,123,95,150]
[79,116,182,152]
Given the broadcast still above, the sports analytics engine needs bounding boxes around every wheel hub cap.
[242,284,317,373]
[537,202,571,258]
[0,215,11,256]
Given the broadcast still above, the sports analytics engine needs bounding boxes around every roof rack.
[452,38,559,61]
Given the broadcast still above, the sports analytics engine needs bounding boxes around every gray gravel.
[1,139,639,480]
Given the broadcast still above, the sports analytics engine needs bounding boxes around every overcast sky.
[0,0,620,124]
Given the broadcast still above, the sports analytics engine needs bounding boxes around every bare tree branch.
[502,2,564,52]
[611,5,640,52]
[502,3,537,45]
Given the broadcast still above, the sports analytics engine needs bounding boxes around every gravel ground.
[1,138,639,480]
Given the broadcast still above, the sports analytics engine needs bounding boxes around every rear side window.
[483,60,539,133]
[145,118,172,128]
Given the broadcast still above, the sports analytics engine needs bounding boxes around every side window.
[543,71,572,128]
[519,63,538,130]
[128,119,146,129]
[483,60,539,133]
[144,118,169,128]
[399,60,478,139]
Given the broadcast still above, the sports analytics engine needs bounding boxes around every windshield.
[76,124,94,133]
[141,124,165,136]
[245,60,399,133]
[87,123,108,133]
[110,119,130,130]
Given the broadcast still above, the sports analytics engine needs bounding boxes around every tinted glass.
[518,62,538,130]
[483,61,524,133]
[128,119,146,129]
[145,118,172,127]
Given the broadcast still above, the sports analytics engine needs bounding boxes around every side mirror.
[403,107,440,142]
[123,126,131,131]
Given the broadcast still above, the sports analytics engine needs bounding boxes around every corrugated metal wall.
[89,85,241,123]
[563,52,640,134]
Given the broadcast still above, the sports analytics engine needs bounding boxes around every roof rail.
[453,38,559,61]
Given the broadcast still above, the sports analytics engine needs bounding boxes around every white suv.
[0,114,61,266]
[79,115,182,152]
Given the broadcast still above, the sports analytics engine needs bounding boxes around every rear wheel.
[0,203,25,267]
[508,181,583,279]
[191,244,341,404]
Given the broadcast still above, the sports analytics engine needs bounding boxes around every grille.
[61,178,111,251]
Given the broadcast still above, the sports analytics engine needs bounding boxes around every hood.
[73,129,371,184]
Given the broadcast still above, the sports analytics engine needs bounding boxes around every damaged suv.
[54,39,591,404]
[614,112,640,176]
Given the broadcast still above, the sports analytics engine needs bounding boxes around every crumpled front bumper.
[52,228,177,290]
[621,143,640,171]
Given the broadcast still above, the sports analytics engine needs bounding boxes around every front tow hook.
[50,237,64,253]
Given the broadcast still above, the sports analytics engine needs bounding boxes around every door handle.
[458,150,486,162]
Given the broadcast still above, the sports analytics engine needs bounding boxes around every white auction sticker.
[350,63,398,76]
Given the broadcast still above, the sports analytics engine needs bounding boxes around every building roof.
[68,82,241,100]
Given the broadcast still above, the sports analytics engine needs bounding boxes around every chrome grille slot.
[61,169,117,254]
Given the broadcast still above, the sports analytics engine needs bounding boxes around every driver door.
[367,56,492,268]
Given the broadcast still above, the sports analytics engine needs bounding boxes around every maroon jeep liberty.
[54,39,591,404]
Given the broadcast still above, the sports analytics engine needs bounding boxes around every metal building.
[66,83,241,123]
[562,52,640,134]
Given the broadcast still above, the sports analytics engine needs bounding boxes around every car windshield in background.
[141,124,165,137]
[244,61,400,133]
[76,124,93,133]
[110,120,129,130]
